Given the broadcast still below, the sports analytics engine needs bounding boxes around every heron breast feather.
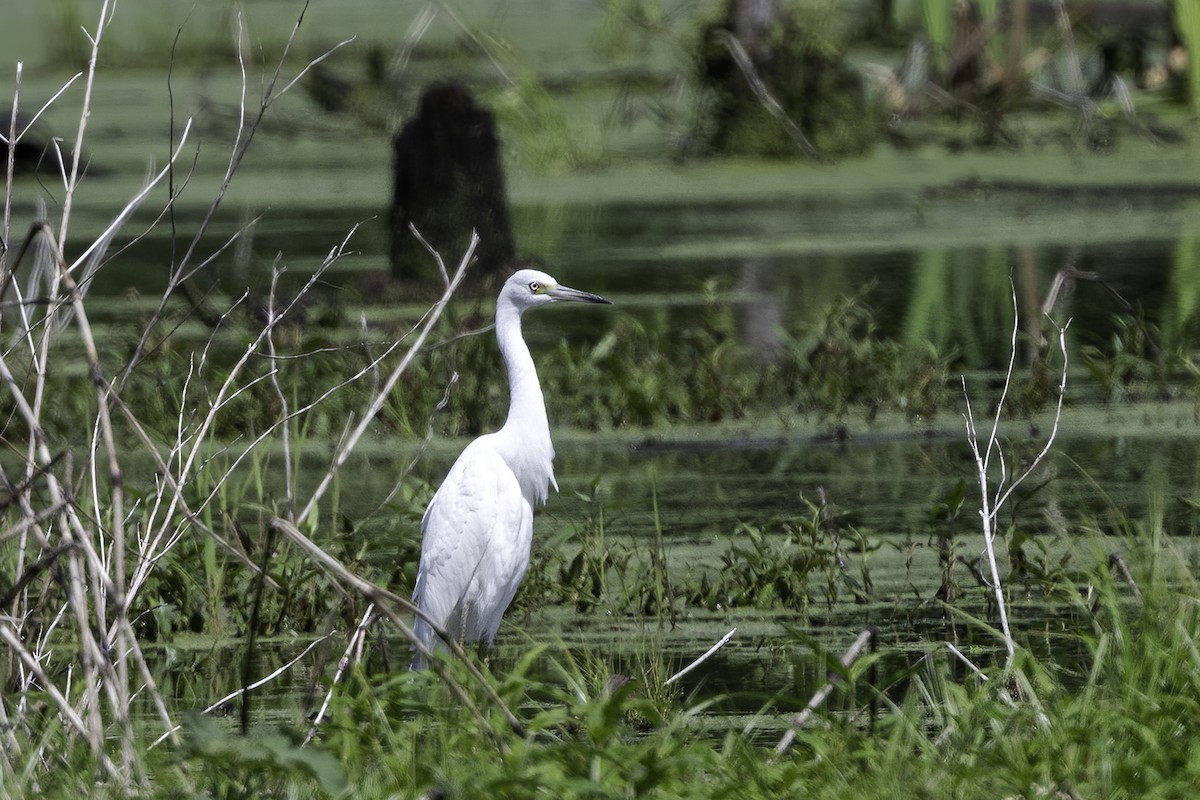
[417,440,532,610]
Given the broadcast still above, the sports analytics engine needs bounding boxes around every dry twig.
[772,626,877,761]
[962,285,1070,666]
[665,628,736,686]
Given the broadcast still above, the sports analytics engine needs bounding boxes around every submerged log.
[388,81,514,294]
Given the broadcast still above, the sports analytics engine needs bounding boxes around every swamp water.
[9,20,1200,731]
[139,395,1200,727]
[33,166,1200,731]
[22,178,1200,732]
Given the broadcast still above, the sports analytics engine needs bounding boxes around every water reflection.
[735,257,785,364]
[542,431,1200,547]
[82,189,1200,375]
[519,193,1200,371]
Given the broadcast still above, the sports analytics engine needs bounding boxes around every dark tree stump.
[389,81,515,294]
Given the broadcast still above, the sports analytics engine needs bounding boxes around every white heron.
[411,268,611,668]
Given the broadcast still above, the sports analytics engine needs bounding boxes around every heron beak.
[547,284,612,305]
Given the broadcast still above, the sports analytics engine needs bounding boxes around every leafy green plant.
[779,289,952,422]
[929,478,967,601]
[692,496,875,612]
[1082,311,1170,402]
[700,521,821,610]
[523,478,632,613]
[1004,524,1078,598]
[175,712,348,799]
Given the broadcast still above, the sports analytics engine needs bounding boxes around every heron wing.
[411,437,526,656]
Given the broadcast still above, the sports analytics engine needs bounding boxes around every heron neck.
[496,303,550,441]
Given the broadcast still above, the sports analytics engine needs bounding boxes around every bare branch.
[717,32,823,161]
[296,233,477,523]
[665,628,736,686]
[772,627,876,760]
[960,280,1071,668]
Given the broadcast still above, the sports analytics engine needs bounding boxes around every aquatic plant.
[0,4,477,789]
[1082,310,1172,402]
[273,537,1197,800]
[782,287,952,422]
[6,5,1200,798]
[928,478,967,601]
[691,496,873,612]
[521,478,633,613]
[16,264,1190,443]
[1177,0,1200,116]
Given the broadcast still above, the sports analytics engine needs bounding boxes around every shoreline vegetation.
[3,1,1200,797]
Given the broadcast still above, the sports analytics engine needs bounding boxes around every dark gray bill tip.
[550,285,613,305]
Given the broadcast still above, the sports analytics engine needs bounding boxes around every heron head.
[502,268,612,311]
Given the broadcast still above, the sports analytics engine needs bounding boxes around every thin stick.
[717,32,822,161]
[296,232,477,524]
[0,624,119,781]
[116,4,350,391]
[0,340,115,760]
[304,605,377,745]
[409,223,449,286]
[962,376,1015,663]
[771,626,876,761]
[124,257,333,606]
[961,282,1020,663]
[944,641,988,681]
[104,384,282,595]
[961,293,1070,667]
[268,516,524,740]
[264,264,294,518]
[1108,552,1143,603]
[149,634,332,749]
[665,628,736,686]
[51,217,136,773]
[992,321,1070,514]
[56,0,114,257]
[2,62,24,262]
[124,235,350,609]
[125,628,180,746]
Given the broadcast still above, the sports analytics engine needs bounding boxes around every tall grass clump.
[298,535,1200,799]
[1177,0,1200,116]
[0,3,493,793]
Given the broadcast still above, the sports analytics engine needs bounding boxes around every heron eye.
[528,281,541,293]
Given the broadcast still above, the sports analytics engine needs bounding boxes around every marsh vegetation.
[3,1,1200,797]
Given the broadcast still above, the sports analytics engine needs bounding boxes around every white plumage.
[411,268,611,668]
